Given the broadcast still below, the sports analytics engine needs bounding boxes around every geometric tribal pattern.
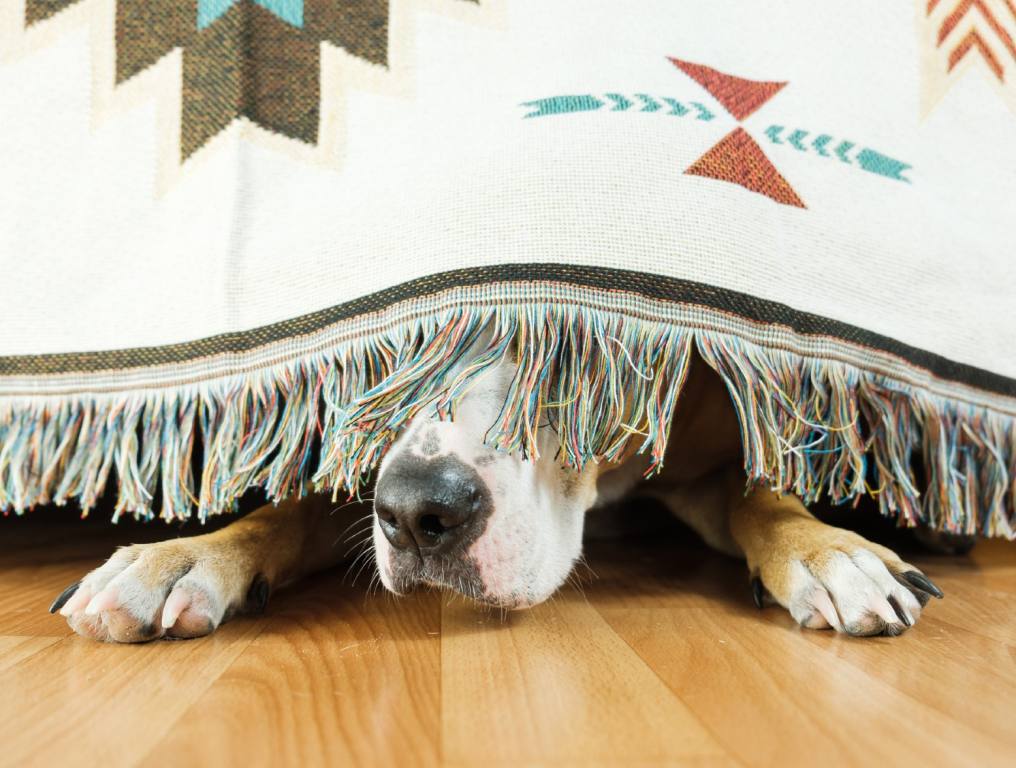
[24,1,476,161]
[520,57,913,208]
[669,58,806,208]
[920,0,1016,114]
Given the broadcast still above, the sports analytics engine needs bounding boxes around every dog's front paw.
[752,529,943,637]
[49,538,268,643]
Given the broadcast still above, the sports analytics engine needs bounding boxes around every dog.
[50,348,945,642]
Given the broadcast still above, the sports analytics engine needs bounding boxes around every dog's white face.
[372,359,613,608]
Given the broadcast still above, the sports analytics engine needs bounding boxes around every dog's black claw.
[887,594,912,627]
[882,621,907,637]
[902,571,944,599]
[750,576,766,609]
[246,574,270,614]
[49,581,80,614]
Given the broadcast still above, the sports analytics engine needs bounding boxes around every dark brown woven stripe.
[2,264,1013,398]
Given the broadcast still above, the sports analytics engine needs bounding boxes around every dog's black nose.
[374,455,485,556]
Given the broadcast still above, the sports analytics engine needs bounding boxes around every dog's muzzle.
[374,453,491,594]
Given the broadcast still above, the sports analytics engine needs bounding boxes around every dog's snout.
[375,456,484,556]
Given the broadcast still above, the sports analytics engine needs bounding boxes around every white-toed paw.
[752,538,943,637]
[49,539,269,643]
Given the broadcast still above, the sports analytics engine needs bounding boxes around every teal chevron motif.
[762,124,910,183]
[636,94,661,112]
[689,102,714,120]
[812,134,832,156]
[606,93,633,111]
[198,0,303,29]
[521,94,713,120]
[787,129,808,151]
[661,98,688,116]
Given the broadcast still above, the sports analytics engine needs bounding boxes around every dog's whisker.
[361,561,381,598]
[349,548,379,587]
[343,532,373,559]
[342,532,372,556]
[563,571,592,607]
[334,512,375,543]
[340,528,375,559]
[346,556,370,587]
[337,534,371,560]
[342,542,378,585]
[329,496,375,516]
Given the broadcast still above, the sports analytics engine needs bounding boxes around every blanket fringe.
[0,304,1013,537]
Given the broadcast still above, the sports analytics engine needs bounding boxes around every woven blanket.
[2,1,1014,537]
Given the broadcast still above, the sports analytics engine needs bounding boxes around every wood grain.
[441,596,726,765]
[0,508,1013,767]
[144,574,442,767]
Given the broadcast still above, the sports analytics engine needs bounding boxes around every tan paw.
[752,531,943,637]
[49,539,269,643]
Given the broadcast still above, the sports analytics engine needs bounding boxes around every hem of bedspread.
[0,284,1013,538]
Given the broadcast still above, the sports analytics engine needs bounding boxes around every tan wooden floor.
[0,505,1014,768]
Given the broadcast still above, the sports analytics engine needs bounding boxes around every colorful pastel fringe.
[1,303,1013,539]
